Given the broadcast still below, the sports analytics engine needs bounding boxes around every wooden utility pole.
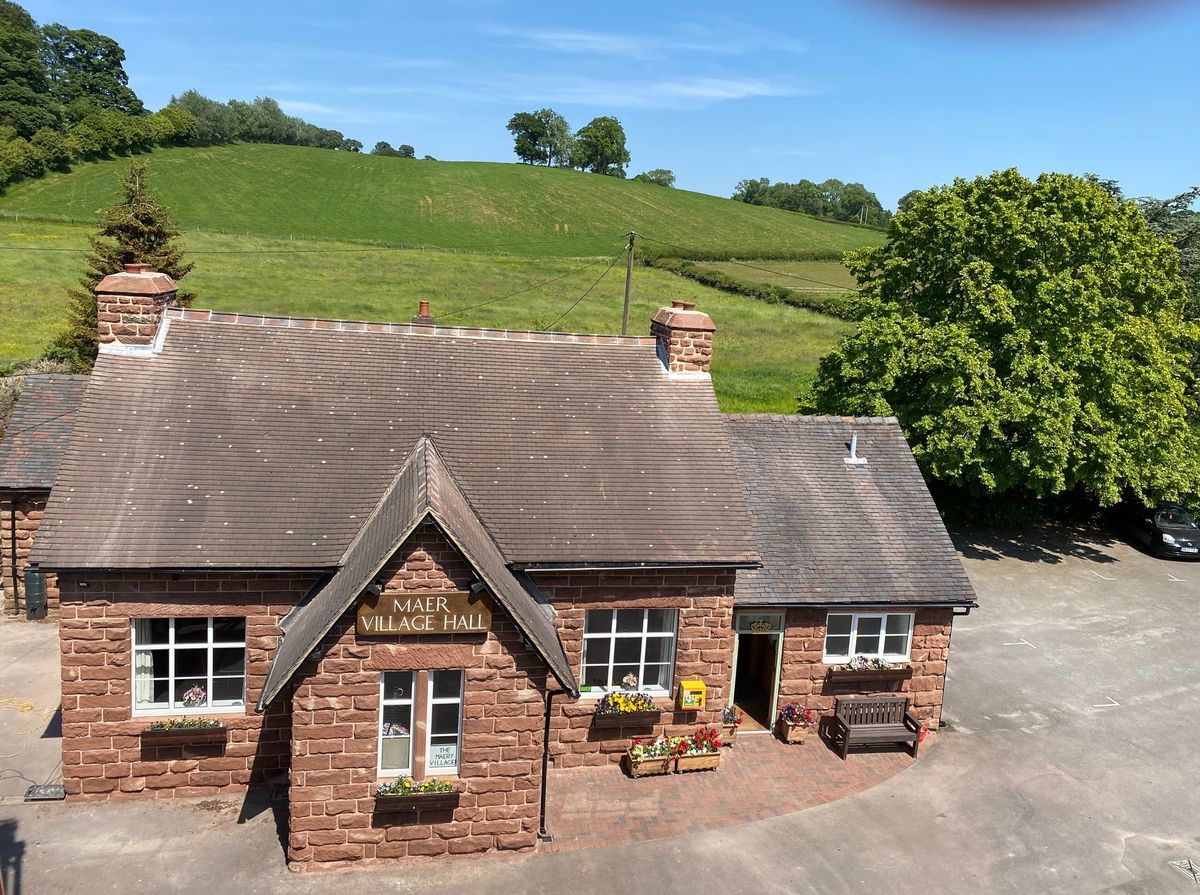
[621,231,635,336]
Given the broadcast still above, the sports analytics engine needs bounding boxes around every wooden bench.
[830,696,921,760]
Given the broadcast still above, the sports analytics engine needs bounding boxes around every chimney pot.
[411,299,434,326]
[124,262,152,274]
[419,300,430,317]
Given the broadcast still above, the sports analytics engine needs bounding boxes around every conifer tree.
[48,161,194,371]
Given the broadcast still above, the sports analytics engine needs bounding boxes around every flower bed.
[374,778,460,814]
[139,718,226,746]
[592,691,660,729]
[776,704,818,744]
[674,726,722,773]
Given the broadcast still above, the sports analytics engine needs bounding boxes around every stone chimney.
[95,263,178,351]
[651,300,716,375]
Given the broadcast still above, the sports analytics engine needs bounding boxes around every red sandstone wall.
[286,522,547,871]
[536,569,737,768]
[777,607,955,726]
[57,571,318,800]
[1,494,59,617]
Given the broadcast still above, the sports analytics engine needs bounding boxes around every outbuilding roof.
[726,414,976,607]
[0,374,90,491]
[33,309,758,569]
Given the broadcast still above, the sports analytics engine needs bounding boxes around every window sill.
[132,705,246,719]
[577,688,670,701]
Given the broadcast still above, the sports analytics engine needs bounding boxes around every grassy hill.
[0,143,884,259]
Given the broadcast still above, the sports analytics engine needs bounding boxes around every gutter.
[516,561,761,572]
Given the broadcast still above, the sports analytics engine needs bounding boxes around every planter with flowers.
[592,690,660,729]
[720,706,743,747]
[140,717,227,747]
[826,656,913,691]
[625,734,677,778]
[776,704,818,744]
[674,726,722,773]
[373,777,460,814]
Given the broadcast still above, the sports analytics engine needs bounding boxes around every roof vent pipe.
[844,431,868,466]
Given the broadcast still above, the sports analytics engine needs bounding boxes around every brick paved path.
[544,728,928,851]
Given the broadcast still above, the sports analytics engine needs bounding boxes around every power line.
[636,234,860,291]
[440,251,621,319]
[0,235,621,255]
[0,407,78,440]
[545,253,624,330]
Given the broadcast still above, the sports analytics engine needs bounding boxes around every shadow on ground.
[0,817,24,895]
[950,523,1120,564]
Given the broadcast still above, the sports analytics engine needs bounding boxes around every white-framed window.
[378,670,464,777]
[425,671,464,774]
[131,617,246,714]
[581,608,676,695]
[379,671,415,775]
[823,612,914,663]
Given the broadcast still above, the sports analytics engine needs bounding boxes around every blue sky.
[23,0,1200,207]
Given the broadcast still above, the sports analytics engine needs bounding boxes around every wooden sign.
[357,590,492,636]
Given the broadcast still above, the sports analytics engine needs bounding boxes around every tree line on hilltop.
[505,108,673,186]
[733,176,891,228]
[0,1,371,190]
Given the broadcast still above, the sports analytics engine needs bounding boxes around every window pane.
[646,609,674,633]
[212,617,246,642]
[854,617,883,655]
[133,618,169,646]
[381,737,411,772]
[213,648,245,676]
[133,651,162,706]
[582,665,610,688]
[641,664,671,689]
[884,635,909,656]
[382,672,413,702]
[148,650,169,677]
[613,638,641,664]
[615,610,644,633]
[211,677,245,704]
[382,704,411,736]
[175,618,208,644]
[583,638,611,667]
[643,638,672,664]
[175,649,207,678]
[425,739,458,771]
[430,702,460,737]
[612,664,639,686]
[825,634,851,658]
[431,670,462,701]
[173,678,207,708]
[885,614,910,635]
[827,614,852,636]
[584,610,613,634]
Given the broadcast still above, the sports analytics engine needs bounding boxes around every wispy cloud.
[484,22,807,59]
[277,100,337,116]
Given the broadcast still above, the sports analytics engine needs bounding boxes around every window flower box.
[592,691,660,729]
[373,779,460,815]
[825,665,913,690]
[139,720,227,747]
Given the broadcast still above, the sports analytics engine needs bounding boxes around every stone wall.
[286,522,547,871]
[536,569,737,768]
[777,607,956,727]
[1,493,59,617]
[57,570,318,800]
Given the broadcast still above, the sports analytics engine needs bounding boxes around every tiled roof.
[726,415,976,607]
[0,374,90,491]
[259,437,577,709]
[33,311,757,568]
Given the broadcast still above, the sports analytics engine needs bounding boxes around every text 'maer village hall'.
[27,264,976,870]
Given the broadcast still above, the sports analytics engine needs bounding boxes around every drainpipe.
[537,690,560,842]
[7,499,17,614]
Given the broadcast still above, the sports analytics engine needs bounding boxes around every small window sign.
[426,743,459,770]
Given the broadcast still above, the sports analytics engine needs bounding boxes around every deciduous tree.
[40,23,144,122]
[633,168,675,187]
[0,0,59,136]
[571,116,629,177]
[806,169,1200,515]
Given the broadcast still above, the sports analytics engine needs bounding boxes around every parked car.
[1127,504,1200,559]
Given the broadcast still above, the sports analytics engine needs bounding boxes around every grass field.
[0,219,851,413]
[693,259,861,292]
[0,144,884,259]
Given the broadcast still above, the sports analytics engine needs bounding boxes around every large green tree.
[806,169,1200,513]
[0,1,58,136]
[48,161,194,371]
[571,116,629,177]
[40,23,144,123]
